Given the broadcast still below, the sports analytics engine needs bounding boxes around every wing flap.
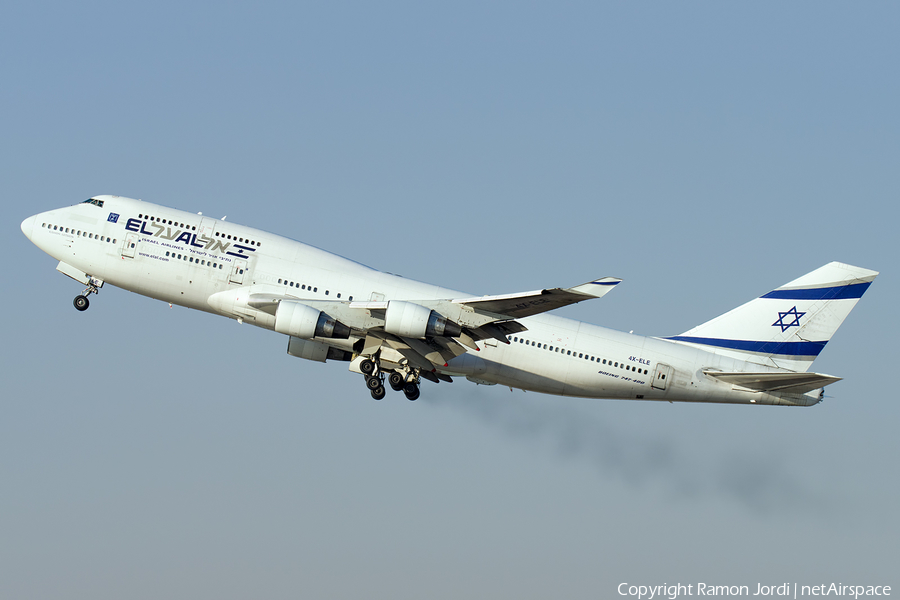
[703,370,842,393]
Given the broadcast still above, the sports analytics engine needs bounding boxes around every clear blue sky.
[2,2,897,598]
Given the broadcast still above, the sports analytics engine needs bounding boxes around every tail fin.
[667,262,878,372]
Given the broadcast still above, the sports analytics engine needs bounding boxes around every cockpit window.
[81,198,105,208]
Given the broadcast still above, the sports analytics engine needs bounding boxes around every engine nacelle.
[383,301,462,339]
[275,301,351,339]
[287,337,352,363]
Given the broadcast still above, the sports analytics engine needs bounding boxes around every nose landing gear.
[73,278,102,312]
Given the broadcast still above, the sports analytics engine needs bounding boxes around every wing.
[243,275,621,369]
[451,277,622,319]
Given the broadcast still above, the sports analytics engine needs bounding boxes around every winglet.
[568,277,622,299]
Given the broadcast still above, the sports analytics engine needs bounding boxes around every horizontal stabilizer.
[453,277,621,319]
[703,370,842,394]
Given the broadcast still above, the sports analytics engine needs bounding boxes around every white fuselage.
[22,196,817,406]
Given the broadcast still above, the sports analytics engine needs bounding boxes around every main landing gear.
[403,382,420,401]
[359,358,389,400]
[359,358,421,401]
[73,279,101,312]
[365,372,387,401]
[388,372,405,392]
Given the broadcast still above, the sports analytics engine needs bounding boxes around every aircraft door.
[197,217,216,244]
[121,233,138,259]
[652,363,673,390]
[229,258,248,284]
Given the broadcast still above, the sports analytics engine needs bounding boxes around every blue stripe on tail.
[761,281,871,301]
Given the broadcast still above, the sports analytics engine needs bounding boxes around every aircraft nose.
[21,215,36,241]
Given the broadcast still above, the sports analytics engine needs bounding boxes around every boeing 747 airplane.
[21,196,877,405]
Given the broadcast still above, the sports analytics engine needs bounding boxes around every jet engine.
[275,301,351,339]
[383,300,461,339]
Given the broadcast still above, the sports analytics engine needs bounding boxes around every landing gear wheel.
[370,385,386,400]
[366,375,382,391]
[388,372,405,391]
[74,295,90,311]
[360,359,376,376]
[403,382,420,401]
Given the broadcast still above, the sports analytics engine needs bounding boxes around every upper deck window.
[81,198,105,208]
